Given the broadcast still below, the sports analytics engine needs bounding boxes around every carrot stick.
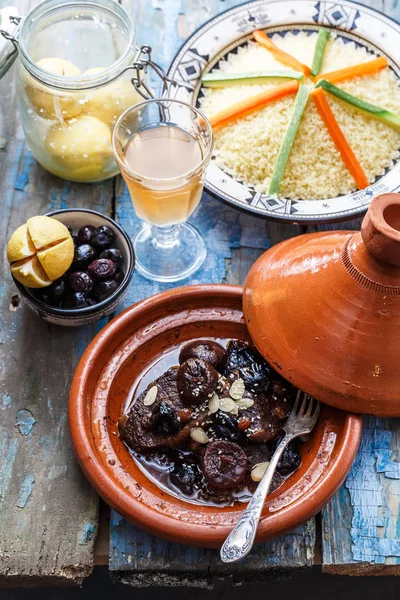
[254,30,311,76]
[208,80,300,129]
[314,56,387,84]
[312,87,369,189]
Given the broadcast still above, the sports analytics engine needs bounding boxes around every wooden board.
[108,0,316,585]
[0,0,109,584]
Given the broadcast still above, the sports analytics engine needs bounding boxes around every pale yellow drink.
[122,125,204,227]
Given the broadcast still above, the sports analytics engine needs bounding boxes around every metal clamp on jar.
[0,0,175,183]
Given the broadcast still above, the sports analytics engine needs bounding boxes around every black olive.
[179,340,228,372]
[176,358,219,406]
[225,340,272,392]
[88,258,116,280]
[69,271,94,293]
[62,292,89,309]
[202,440,247,489]
[38,291,53,305]
[213,411,241,442]
[99,248,123,267]
[92,279,118,302]
[71,234,79,247]
[91,225,115,250]
[170,462,201,495]
[114,269,125,284]
[48,278,66,301]
[77,225,96,245]
[72,244,97,268]
[152,401,180,434]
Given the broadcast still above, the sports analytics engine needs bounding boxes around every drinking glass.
[112,98,214,282]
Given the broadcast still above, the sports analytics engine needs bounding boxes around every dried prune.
[152,401,180,435]
[170,462,201,495]
[202,440,247,489]
[63,292,89,309]
[179,340,228,372]
[91,225,115,249]
[213,411,241,442]
[99,248,123,266]
[272,437,301,476]
[72,244,97,268]
[77,225,96,245]
[177,358,219,406]
[69,271,94,293]
[88,258,116,280]
[92,279,118,302]
[225,341,272,392]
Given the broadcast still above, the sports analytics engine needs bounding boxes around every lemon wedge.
[7,216,74,288]
[11,257,52,289]
[37,237,74,281]
[7,224,37,263]
[26,216,70,250]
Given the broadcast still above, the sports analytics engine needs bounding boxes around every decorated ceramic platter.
[166,0,400,223]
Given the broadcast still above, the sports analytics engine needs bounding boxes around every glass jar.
[0,0,159,183]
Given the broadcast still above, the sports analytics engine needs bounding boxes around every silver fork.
[220,392,320,563]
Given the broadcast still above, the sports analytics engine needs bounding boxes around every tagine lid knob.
[361,193,400,265]
[243,193,400,417]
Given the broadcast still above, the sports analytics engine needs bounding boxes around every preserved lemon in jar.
[12,0,143,183]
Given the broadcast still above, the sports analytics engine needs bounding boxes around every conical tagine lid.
[243,193,400,417]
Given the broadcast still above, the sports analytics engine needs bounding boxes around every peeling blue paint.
[14,149,33,192]
[1,394,11,409]
[79,520,97,545]
[17,474,35,508]
[16,409,36,436]
[346,418,400,564]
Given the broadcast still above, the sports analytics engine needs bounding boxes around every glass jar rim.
[18,0,136,91]
[112,98,215,184]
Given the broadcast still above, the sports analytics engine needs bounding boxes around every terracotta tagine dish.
[69,285,361,547]
[244,193,400,417]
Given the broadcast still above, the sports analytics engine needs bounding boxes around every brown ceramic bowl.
[69,285,362,548]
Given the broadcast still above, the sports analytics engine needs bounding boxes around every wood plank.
[319,0,400,575]
[0,0,113,584]
[108,2,315,584]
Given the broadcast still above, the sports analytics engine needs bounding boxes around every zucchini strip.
[269,84,310,195]
[311,29,330,77]
[202,70,304,88]
[314,79,400,130]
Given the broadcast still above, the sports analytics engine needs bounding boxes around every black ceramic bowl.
[13,209,135,327]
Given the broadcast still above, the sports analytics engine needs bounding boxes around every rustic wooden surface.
[0,0,400,588]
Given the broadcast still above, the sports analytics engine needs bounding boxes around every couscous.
[199,31,400,200]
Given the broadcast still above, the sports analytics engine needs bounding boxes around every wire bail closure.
[130,45,177,100]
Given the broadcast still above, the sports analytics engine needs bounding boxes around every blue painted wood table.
[1,0,400,587]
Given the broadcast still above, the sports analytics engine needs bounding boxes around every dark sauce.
[119,338,301,507]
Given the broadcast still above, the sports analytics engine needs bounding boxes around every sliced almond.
[219,398,237,413]
[190,427,209,444]
[236,397,255,410]
[251,461,270,482]
[229,378,245,400]
[143,385,158,406]
[208,393,220,414]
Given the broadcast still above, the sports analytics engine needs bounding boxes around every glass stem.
[151,225,181,249]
